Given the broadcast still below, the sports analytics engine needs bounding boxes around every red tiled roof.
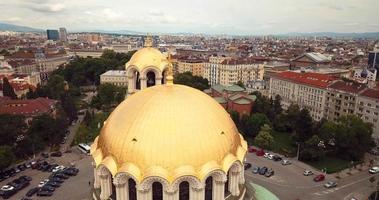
[328,80,366,94]
[360,88,379,100]
[274,71,336,88]
[0,97,57,116]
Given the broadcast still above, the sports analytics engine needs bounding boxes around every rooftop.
[274,71,336,88]
[0,97,57,116]
[328,80,367,94]
[101,70,127,76]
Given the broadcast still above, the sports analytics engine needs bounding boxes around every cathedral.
[90,35,248,200]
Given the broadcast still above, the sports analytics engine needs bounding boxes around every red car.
[256,149,265,156]
[313,174,325,182]
[248,147,257,153]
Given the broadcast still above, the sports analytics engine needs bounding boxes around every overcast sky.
[1,0,378,34]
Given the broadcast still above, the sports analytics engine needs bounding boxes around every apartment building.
[269,71,336,121]
[204,56,230,85]
[100,70,128,87]
[356,89,379,138]
[176,57,205,77]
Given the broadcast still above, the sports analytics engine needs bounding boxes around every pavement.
[245,150,377,200]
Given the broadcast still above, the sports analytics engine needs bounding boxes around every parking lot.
[0,149,92,200]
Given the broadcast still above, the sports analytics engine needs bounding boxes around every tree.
[91,84,126,109]
[251,91,274,119]
[0,114,26,146]
[174,72,210,91]
[273,95,283,115]
[236,81,245,89]
[2,77,17,99]
[229,111,240,127]
[254,124,274,149]
[249,113,271,137]
[61,93,78,122]
[293,108,314,142]
[0,145,15,170]
[300,135,325,161]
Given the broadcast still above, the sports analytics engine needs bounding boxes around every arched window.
[147,71,156,87]
[205,176,213,200]
[179,181,189,200]
[135,71,141,90]
[128,179,137,200]
[152,182,163,200]
[161,70,167,84]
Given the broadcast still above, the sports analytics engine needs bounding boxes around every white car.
[268,154,274,160]
[324,181,337,188]
[1,185,14,191]
[52,165,65,173]
[281,160,292,165]
[38,179,50,187]
[369,166,379,174]
[263,153,270,158]
[303,170,313,176]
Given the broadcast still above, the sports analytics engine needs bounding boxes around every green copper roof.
[234,98,251,104]
[213,97,227,104]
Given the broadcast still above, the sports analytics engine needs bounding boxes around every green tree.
[91,84,126,109]
[273,95,283,115]
[61,93,78,122]
[293,108,314,142]
[236,80,245,89]
[254,124,274,149]
[0,145,15,170]
[249,113,271,137]
[251,91,274,119]
[229,111,240,127]
[174,72,210,91]
[0,114,26,146]
[300,135,325,161]
[2,77,17,99]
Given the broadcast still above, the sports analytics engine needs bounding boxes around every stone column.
[155,76,162,85]
[127,76,134,95]
[136,184,151,200]
[228,170,240,196]
[114,176,129,200]
[190,184,205,200]
[140,77,147,90]
[213,177,226,200]
[239,167,245,185]
[99,172,112,200]
[93,167,100,189]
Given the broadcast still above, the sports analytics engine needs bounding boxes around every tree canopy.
[2,77,17,99]
[91,84,126,109]
[254,124,274,150]
[174,72,210,91]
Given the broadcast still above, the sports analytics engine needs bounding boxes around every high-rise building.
[59,27,68,42]
[46,29,59,41]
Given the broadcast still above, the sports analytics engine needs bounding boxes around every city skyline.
[1,0,378,35]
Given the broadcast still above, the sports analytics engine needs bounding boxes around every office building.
[46,29,59,41]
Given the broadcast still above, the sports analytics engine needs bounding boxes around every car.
[21,197,32,200]
[17,165,26,171]
[0,185,14,191]
[263,153,270,158]
[46,181,61,188]
[252,167,260,174]
[63,167,79,176]
[303,170,313,176]
[265,169,274,177]
[38,179,49,187]
[259,167,268,175]
[324,181,337,188]
[313,174,325,182]
[50,151,62,157]
[273,155,282,161]
[50,177,64,183]
[267,154,274,160]
[36,190,53,196]
[244,163,252,170]
[41,153,49,158]
[24,162,31,169]
[40,185,55,192]
[14,168,20,173]
[19,176,32,182]
[369,167,379,174]
[256,149,265,156]
[0,189,17,199]
[52,165,65,173]
[281,160,292,165]
[26,187,40,197]
[52,173,69,179]
[248,147,257,153]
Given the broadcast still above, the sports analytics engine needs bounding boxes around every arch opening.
[152,182,163,200]
[179,181,190,200]
[205,176,213,200]
[129,178,137,200]
[146,71,156,87]
[135,70,141,90]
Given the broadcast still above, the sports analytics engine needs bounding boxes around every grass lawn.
[305,156,354,174]
[250,131,297,157]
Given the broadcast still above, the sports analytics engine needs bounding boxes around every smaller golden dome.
[126,47,169,73]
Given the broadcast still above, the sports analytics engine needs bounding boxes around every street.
[245,150,376,200]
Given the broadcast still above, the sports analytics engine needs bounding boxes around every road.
[245,150,376,200]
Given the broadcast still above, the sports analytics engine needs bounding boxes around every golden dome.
[91,84,247,183]
[125,47,169,73]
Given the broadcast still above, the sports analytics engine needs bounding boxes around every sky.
[0,0,378,35]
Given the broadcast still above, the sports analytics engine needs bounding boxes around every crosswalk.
[313,188,340,196]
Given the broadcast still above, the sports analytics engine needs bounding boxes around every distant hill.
[280,32,379,39]
[0,22,43,32]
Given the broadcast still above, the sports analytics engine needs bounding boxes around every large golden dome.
[91,84,247,183]
[125,47,169,72]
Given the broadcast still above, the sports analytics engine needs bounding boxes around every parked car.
[41,153,49,158]
[256,149,265,156]
[244,163,252,170]
[40,185,55,192]
[46,181,61,188]
[281,160,291,165]
[0,185,14,191]
[263,153,270,158]
[50,151,62,157]
[26,187,40,197]
[36,190,53,196]
[52,165,65,173]
[324,181,337,188]
[19,176,32,182]
[259,167,268,175]
[252,167,260,174]
[0,188,17,199]
[38,179,49,187]
[313,174,325,182]
[369,167,379,174]
[248,147,257,153]
[303,170,313,176]
[265,169,274,177]
[52,173,69,179]
[273,155,282,161]
[63,167,79,176]
[50,177,64,183]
